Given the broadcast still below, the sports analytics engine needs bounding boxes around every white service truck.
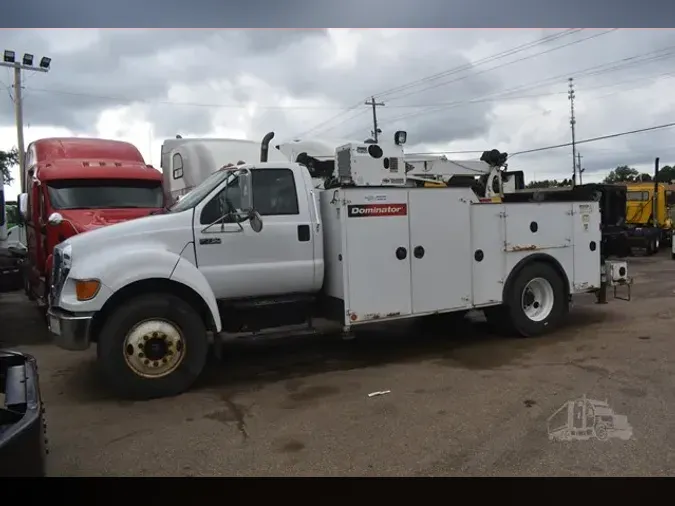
[46,131,630,399]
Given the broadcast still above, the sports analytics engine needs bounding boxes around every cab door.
[193,167,316,300]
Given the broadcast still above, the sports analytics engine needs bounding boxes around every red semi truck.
[16,137,165,306]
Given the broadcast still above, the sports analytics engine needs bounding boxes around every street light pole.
[0,50,51,193]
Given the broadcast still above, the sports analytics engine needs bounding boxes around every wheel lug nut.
[152,332,158,337]
[143,336,149,341]
[162,358,168,363]
[144,359,150,365]
[153,361,159,367]
[139,353,144,358]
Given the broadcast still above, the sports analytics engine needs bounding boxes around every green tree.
[0,147,18,185]
[655,165,675,183]
[526,178,572,189]
[602,165,654,183]
[603,165,638,183]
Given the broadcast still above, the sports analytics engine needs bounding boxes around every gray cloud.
[2,28,675,184]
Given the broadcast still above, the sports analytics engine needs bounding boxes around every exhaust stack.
[260,132,275,163]
[653,157,660,227]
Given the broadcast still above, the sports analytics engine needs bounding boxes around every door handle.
[297,224,310,242]
[414,246,425,259]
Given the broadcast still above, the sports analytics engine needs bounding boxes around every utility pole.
[365,96,384,143]
[577,152,584,185]
[0,50,51,193]
[568,78,577,186]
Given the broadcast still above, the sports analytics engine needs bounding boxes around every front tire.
[96,293,209,400]
[487,261,567,338]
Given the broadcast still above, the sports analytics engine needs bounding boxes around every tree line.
[525,165,675,189]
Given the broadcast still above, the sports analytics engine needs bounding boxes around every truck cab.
[17,137,165,305]
[624,181,675,254]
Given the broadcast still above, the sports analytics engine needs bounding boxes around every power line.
[376,43,675,127]
[291,29,584,139]
[344,69,675,139]
[374,29,583,101]
[382,29,617,104]
[510,121,675,157]
[409,121,675,158]
[23,87,355,110]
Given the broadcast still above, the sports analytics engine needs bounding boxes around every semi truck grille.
[50,248,69,303]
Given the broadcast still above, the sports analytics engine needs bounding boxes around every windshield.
[46,179,164,210]
[169,169,239,213]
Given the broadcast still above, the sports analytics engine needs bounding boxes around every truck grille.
[50,248,69,304]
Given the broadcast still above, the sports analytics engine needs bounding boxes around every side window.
[666,190,675,206]
[252,169,299,216]
[199,182,242,225]
[172,153,183,180]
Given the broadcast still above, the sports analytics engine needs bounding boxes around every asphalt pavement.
[2,252,675,476]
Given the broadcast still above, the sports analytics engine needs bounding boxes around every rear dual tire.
[485,261,567,338]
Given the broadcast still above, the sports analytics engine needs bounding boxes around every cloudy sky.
[2,28,675,199]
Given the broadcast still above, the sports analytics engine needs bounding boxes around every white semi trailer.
[46,131,630,400]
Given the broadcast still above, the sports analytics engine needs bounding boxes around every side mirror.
[18,193,28,222]
[394,130,407,146]
[48,212,64,226]
[248,210,263,233]
[239,169,253,212]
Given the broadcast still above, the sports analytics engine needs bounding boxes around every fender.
[170,256,222,332]
[60,245,185,313]
[502,252,571,301]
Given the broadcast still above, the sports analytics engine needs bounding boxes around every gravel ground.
[2,251,674,476]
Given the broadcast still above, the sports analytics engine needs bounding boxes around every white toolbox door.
[344,190,412,322]
[571,202,601,292]
[408,190,472,314]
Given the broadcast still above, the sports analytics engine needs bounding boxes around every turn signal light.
[75,279,101,301]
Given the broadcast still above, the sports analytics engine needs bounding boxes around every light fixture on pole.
[0,49,52,193]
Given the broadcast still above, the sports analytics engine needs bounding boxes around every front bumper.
[47,307,95,351]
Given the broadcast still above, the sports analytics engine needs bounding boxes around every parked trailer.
[46,131,631,400]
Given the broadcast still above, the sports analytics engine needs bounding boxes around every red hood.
[58,208,160,233]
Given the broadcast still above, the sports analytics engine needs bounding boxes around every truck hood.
[59,208,160,233]
[62,209,194,258]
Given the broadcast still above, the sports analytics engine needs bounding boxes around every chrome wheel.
[521,277,555,322]
[123,319,186,378]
